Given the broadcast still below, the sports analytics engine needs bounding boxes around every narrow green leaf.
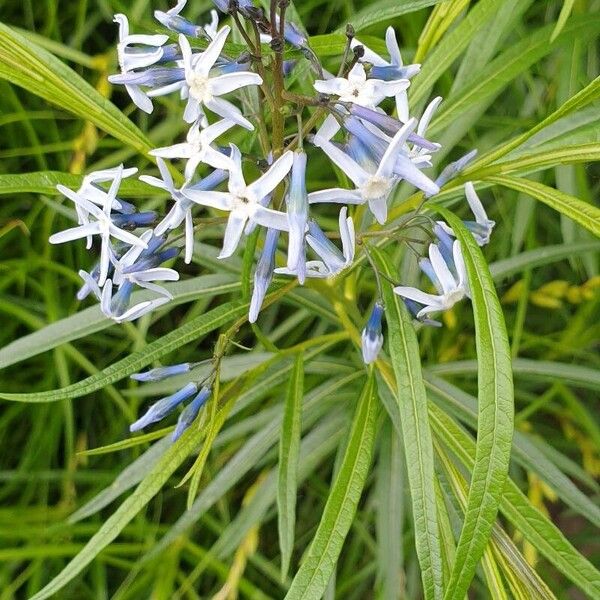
[429,403,600,598]
[372,247,444,600]
[466,76,600,173]
[68,438,171,523]
[0,275,239,370]
[430,16,600,135]
[284,373,378,600]
[410,0,502,106]
[551,0,577,41]
[476,143,600,177]
[376,419,405,600]
[486,176,600,237]
[278,352,303,581]
[0,23,152,156]
[336,0,445,32]
[489,241,600,281]
[429,358,600,391]
[434,208,514,600]
[0,299,248,402]
[0,171,156,197]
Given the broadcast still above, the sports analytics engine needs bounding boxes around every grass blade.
[29,421,208,600]
[551,0,577,41]
[278,352,304,580]
[0,171,155,197]
[284,373,378,600]
[336,0,445,32]
[435,208,514,600]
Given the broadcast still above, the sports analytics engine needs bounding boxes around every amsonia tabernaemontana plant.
[0,0,598,598]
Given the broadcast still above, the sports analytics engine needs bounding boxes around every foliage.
[0,0,598,598]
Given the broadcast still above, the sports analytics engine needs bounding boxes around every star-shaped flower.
[150,118,234,180]
[182,145,292,258]
[140,158,228,264]
[113,14,170,113]
[309,119,421,224]
[49,165,147,286]
[394,240,468,318]
[351,26,420,121]
[179,26,263,127]
[314,63,408,109]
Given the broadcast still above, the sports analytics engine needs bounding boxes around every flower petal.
[210,71,263,96]
[205,97,254,130]
[248,151,293,202]
[314,138,369,187]
[49,222,100,244]
[195,25,230,76]
[385,27,402,66]
[308,188,363,204]
[219,212,247,258]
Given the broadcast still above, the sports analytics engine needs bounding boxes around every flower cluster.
[48,0,496,437]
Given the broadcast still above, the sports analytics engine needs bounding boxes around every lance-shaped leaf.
[434,207,514,600]
[284,373,378,600]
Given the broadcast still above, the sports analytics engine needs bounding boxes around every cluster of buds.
[48,0,497,436]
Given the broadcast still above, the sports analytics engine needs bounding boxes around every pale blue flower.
[178,27,263,127]
[49,165,148,286]
[130,382,198,432]
[394,239,468,319]
[361,302,384,364]
[351,26,420,121]
[309,119,429,224]
[112,14,170,113]
[151,118,235,180]
[249,228,279,323]
[141,158,228,263]
[182,145,292,258]
[341,116,439,196]
[172,386,211,441]
[314,63,409,109]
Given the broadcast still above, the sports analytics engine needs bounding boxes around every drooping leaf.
[0,22,153,156]
[486,176,600,237]
[0,275,239,370]
[0,299,248,402]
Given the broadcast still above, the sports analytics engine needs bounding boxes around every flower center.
[188,74,212,103]
[233,194,252,211]
[362,176,392,200]
[445,288,464,306]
